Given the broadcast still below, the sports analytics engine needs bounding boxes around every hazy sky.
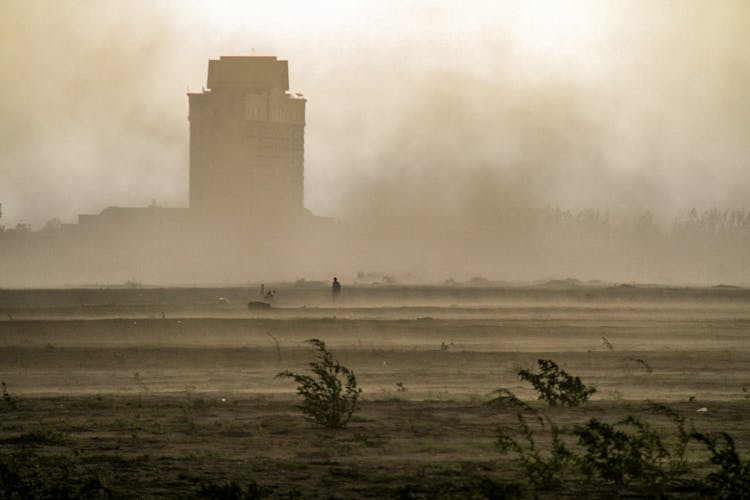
[1,0,748,227]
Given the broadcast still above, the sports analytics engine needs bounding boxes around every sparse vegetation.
[607,389,623,401]
[0,286,748,496]
[691,431,750,498]
[277,339,362,429]
[574,416,672,487]
[494,390,573,490]
[265,331,282,364]
[518,359,596,407]
[132,372,149,393]
[396,475,524,499]
[626,357,653,374]
[492,387,701,494]
[0,454,111,498]
[1,382,18,409]
[499,401,750,497]
[0,428,68,446]
[197,479,268,499]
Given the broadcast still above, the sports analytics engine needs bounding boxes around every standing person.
[331,277,341,301]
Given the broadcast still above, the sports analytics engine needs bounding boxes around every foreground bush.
[277,339,361,429]
[492,388,750,497]
[493,389,573,490]
[519,359,596,407]
[691,431,750,498]
[0,454,111,499]
[574,416,672,487]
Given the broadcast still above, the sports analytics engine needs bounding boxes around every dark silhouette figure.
[332,277,341,301]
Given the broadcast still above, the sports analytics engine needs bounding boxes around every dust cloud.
[0,1,748,285]
[315,2,750,224]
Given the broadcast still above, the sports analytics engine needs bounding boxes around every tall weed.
[518,359,596,407]
[277,339,361,429]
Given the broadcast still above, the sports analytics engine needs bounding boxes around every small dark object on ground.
[247,301,272,310]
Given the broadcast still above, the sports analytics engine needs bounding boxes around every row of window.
[245,125,303,139]
[250,154,303,163]
[246,104,304,123]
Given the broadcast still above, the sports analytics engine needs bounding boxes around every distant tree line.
[672,208,750,236]
[488,206,750,240]
[1,206,749,241]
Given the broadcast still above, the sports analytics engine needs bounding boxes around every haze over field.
[1,0,748,227]
[2,6,750,496]
[0,1,749,286]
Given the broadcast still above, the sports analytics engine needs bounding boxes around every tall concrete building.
[188,56,306,221]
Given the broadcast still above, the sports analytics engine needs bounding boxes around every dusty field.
[0,284,749,497]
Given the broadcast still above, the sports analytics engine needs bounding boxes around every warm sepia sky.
[0,0,748,227]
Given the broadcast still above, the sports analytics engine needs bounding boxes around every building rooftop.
[206,56,289,92]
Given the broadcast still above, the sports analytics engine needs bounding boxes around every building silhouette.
[73,55,309,227]
[188,56,307,221]
[0,55,331,285]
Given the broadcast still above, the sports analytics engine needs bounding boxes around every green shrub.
[649,403,690,476]
[493,389,573,490]
[277,339,361,429]
[574,416,671,487]
[491,393,743,496]
[691,431,750,498]
[573,404,691,490]
[518,359,596,407]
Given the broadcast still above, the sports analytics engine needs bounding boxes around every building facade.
[188,56,306,221]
